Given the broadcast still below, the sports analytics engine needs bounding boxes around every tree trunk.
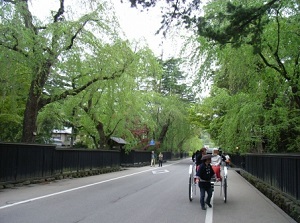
[158,117,171,144]
[21,81,41,143]
[96,121,108,149]
[21,63,50,143]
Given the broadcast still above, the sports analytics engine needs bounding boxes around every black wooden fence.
[0,143,179,184]
[120,149,150,165]
[230,153,300,201]
[0,143,121,183]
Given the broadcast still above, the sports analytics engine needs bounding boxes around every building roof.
[110,137,127,145]
[52,128,72,134]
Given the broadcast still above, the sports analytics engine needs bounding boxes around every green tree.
[143,57,196,152]
[0,0,132,143]
[171,0,299,153]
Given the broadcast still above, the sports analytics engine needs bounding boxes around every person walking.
[195,154,215,210]
[192,151,197,162]
[158,152,163,167]
[150,151,156,167]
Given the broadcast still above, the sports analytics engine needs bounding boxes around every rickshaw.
[188,160,228,203]
[188,161,197,201]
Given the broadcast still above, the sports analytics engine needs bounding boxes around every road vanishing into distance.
[0,159,296,223]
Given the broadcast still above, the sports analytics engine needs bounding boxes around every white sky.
[112,1,186,59]
[113,1,164,55]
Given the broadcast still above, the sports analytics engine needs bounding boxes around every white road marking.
[152,169,169,174]
[0,162,179,210]
[205,191,214,223]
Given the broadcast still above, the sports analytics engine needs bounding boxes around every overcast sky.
[112,1,186,59]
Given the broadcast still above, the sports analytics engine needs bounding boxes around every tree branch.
[65,17,98,50]
[106,119,123,139]
[18,0,37,34]
[235,0,279,32]
[271,44,289,81]
[39,59,133,107]
[0,32,29,57]
[53,0,65,23]
[275,8,280,55]
[258,52,283,76]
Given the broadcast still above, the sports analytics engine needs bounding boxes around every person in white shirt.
[211,149,222,180]
[224,153,231,167]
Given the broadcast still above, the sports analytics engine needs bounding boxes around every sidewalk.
[211,168,297,223]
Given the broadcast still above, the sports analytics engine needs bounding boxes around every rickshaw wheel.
[189,176,193,201]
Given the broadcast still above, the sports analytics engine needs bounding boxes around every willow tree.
[162,96,195,153]
[0,0,132,143]
[196,0,300,107]
[139,56,196,152]
[58,46,162,149]
[186,0,300,152]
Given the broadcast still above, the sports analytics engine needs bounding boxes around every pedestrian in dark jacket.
[196,148,207,170]
[195,154,215,210]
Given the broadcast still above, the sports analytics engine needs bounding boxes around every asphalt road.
[0,159,296,223]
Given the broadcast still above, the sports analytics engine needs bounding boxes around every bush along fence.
[0,143,183,187]
[230,153,300,223]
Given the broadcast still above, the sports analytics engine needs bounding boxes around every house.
[108,137,127,150]
[51,128,72,146]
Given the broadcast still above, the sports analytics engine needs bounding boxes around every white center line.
[205,191,214,223]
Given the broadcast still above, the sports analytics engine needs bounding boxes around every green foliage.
[0,113,22,141]
[182,136,203,154]
[186,0,300,153]
[36,102,66,143]
[159,58,192,99]
[0,45,29,141]
[197,0,277,49]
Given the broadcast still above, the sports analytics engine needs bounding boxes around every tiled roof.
[110,137,127,144]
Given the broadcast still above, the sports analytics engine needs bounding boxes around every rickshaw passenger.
[211,148,222,180]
